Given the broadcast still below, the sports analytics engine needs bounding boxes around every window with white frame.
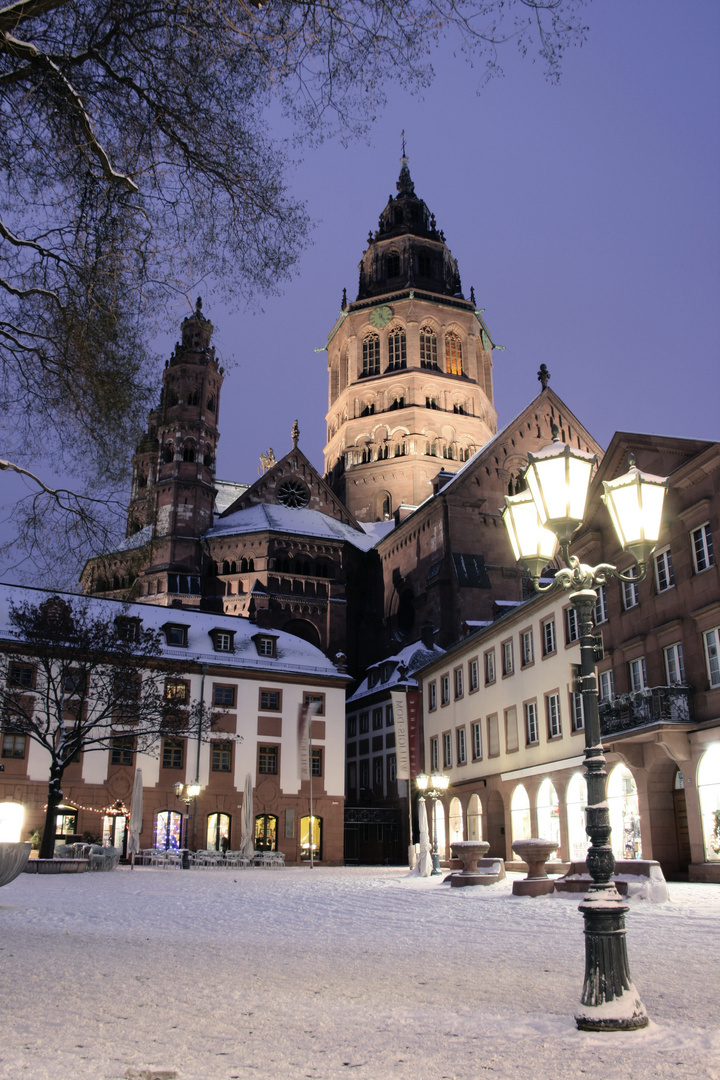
[484,650,496,685]
[430,736,439,771]
[546,693,561,738]
[663,642,686,685]
[628,657,648,692]
[622,567,639,610]
[521,629,534,667]
[472,721,482,760]
[598,669,615,703]
[443,732,452,768]
[566,607,579,644]
[502,640,514,676]
[457,727,467,765]
[692,523,714,573]
[454,667,464,699]
[703,628,720,688]
[428,681,437,710]
[469,658,479,693]
[654,547,675,592]
[542,619,556,656]
[593,584,608,625]
[571,691,585,732]
[441,674,450,705]
[525,701,538,745]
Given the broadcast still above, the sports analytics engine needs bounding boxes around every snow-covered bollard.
[511,838,558,896]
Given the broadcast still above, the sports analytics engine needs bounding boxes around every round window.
[277,479,310,508]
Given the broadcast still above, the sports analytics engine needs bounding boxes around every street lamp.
[502,428,667,1032]
[416,771,450,875]
[173,782,202,862]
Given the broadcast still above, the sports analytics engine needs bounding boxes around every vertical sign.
[390,691,410,779]
[406,690,422,778]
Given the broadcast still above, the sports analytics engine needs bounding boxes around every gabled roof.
[221,442,364,532]
[206,503,378,552]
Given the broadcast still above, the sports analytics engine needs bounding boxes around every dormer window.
[253,634,278,659]
[164,623,188,647]
[210,628,235,653]
[115,616,141,643]
[367,669,379,688]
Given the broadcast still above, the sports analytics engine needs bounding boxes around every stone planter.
[0,842,32,887]
[511,838,558,896]
[449,840,491,887]
[24,857,89,874]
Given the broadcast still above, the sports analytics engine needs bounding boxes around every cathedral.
[81,156,601,673]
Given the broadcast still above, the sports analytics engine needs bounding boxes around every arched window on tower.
[187,389,199,406]
[362,335,380,377]
[387,327,407,371]
[163,443,174,464]
[183,443,195,463]
[445,332,463,375]
[386,252,401,278]
[206,395,216,413]
[420,326,438,368]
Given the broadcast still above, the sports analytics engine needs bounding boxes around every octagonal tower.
[324,155,498,522]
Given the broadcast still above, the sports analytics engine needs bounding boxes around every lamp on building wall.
[416,771,450,875]
[502,428,667,1032]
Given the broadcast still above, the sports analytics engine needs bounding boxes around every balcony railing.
[599,685,694,736]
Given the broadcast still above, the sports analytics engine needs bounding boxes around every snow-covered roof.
[214,479,250,515]
[359,519,396,544]
[347,639,445,702]
[110,524,153,554]
[206,503,377,551]
[0,583,347,681]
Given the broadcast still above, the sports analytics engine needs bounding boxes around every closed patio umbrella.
[240,773,254,859]
[417,798,432,877]
[128,768,143,870]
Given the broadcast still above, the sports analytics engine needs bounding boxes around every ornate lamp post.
[416,771,450,875]
[502,428,667,1031]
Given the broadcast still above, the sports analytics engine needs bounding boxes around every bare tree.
[0,1,588,573]
[0,593,217,858]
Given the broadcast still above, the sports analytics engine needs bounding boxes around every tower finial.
[401,129,406,158]
[538,364,550,390]
[291,419,300,449]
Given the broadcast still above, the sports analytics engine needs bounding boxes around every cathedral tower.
[324,155,498,522]
[125,298,223,602]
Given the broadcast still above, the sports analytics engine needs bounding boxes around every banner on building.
[297,700,320,781]
[390,690,422,779]
[406,690,422,778]
[390,691,411,779]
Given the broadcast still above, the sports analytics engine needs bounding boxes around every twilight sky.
[170,0,719,490]
[1,0,718,580]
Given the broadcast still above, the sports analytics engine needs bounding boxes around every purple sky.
[174,0,717,489]
[1,1,718,580]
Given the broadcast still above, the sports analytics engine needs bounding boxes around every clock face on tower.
[369,304,393,329]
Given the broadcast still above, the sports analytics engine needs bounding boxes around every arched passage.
[448,797,463,844]
[698,745,720,863]
[510,784,531,857]
[467,793,482,841]
[536,778,561,854]
[282,619,321,648]
[607,764,642,860]
[485,790,504,857]
[566,772,588,861]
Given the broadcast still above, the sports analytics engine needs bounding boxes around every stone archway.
[282,619,321,648]
[485,790,505,859]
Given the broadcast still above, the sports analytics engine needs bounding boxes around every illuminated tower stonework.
[324,157,497,522]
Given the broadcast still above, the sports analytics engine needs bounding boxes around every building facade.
[0,585,349,864]
[415,433,720,882]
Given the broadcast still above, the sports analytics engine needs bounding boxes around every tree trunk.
[39,768,64,860]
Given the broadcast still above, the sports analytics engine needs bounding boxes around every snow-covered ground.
[1,866,718,1080]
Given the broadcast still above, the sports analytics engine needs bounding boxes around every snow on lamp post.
[502,428,667,1032]
[416,771,450,875]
